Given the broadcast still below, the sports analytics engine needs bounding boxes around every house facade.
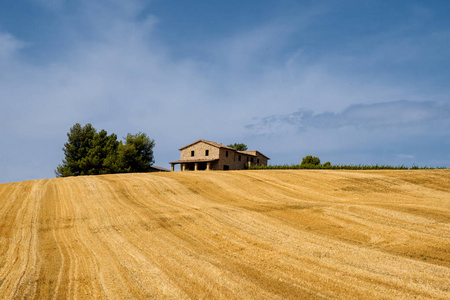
[170,140,269,171]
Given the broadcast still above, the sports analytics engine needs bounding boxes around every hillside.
[1,170,449,299]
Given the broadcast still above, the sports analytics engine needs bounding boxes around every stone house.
[170,139,269,171]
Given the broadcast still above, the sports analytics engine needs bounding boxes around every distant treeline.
[248,155,445,170]
[248,164,445,170]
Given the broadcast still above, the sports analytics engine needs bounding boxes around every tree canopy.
[115,133,155,173]
[300,155,321,166]
[227,143,248,151]
[55,123,155,177]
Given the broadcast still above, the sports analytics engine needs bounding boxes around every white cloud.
[244,100,450,167]
[246,100,450,134]
[0,32,27,60]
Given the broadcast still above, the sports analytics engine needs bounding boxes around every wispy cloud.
[244,100,450,167]
[246,100,450,134]
[0,32,26,59]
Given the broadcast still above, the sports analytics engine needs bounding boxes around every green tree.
[300,155,321,166]
[227,143,248,151]
[55,123,97,177]
[116,133,155,173]
[56,124,154,177]
[80,129,120,175]
[100,131,121,173]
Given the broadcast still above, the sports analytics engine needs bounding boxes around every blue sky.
[1,0,449,183]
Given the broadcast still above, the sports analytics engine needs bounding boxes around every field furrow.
[0,170,449,299]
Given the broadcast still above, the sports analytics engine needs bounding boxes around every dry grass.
[0,170,449,299]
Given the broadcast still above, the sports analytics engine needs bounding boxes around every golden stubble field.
[0,170,449,299]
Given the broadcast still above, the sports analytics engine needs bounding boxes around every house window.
[191,151,195,157]
[247,157,249,162]
[257,158,260,164]
[205,150,209,156]
[226,151,228,157]
[251,157,254,163]
[238,155,241,161]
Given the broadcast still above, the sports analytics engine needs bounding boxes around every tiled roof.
[170,158,219,164]
[238,150,270,160]
[236,151,257,157]
[179,139,235,150]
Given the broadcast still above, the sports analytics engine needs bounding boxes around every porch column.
[171,164,175,172]
[206,162,211,171]
[181,164,185,171]
[194,163,198,171]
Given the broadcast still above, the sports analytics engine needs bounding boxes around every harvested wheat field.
[0,170,449,299]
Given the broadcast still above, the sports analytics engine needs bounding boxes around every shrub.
[301,155,321,166]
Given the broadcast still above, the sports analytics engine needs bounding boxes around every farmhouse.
[170,139,269,171]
